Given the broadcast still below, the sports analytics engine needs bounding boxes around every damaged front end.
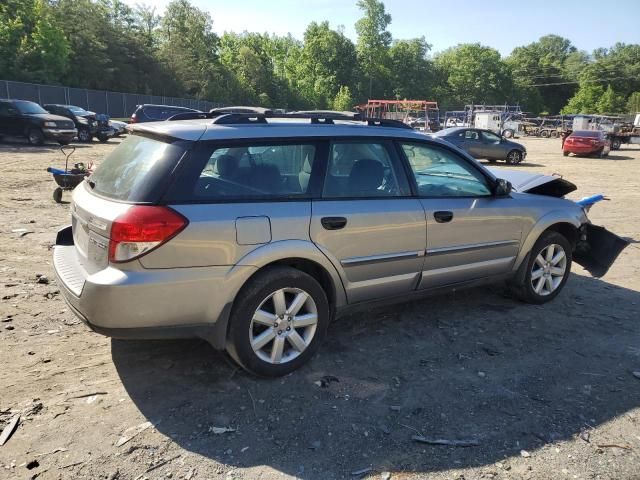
[491,168,629,277]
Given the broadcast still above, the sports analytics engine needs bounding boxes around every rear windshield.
[88,134,187,202]
[143,106,197,120]
[572,130,601,138]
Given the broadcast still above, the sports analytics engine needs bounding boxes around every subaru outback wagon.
[53,112,627,376]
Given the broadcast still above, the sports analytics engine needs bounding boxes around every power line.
[528,75,637,87]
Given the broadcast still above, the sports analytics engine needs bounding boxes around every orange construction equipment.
[355,99,439,122]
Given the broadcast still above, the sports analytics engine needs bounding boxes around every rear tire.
[506,150,523,165]
[509,231,572,304]
[53,188,63,203]
[540,130,550,138]
[611,138,621,150]
[502,129,514,139]
[550,130,559,138]
[226,266,330,377]
[563,151,569,157]
[27,128,45,146]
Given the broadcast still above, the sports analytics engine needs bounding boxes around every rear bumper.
[563,146,600,155]
[53,225,249,349]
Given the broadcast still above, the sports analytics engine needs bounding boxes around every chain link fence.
[1,80,223,118]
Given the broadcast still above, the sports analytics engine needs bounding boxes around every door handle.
[434,211,453,223]
[321,216,347,230]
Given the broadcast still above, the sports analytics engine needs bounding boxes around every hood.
[488,168,577,197]
[30,113,75,124]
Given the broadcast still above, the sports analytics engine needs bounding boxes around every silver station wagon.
[53,112,627,376]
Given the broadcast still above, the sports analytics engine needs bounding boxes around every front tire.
[227,266,330,377]
[506,150,523,165]
[510,231,572,304]
[27,128,45,146]
[78,127,92,143]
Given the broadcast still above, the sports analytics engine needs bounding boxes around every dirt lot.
[1,136,639,480]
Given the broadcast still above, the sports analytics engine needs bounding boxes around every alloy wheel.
[507,150,522,164]
[531,243,567,296]
[249,287,318,364]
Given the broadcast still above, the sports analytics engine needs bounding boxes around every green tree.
[507,35,584,114]
[561,83,605,114]
[627,92,640,113]
[333,85,354,111]
[293,21,358,108]
[355,0,392,98]
[389,37,433,99]
[158,0,222,98]
[1,0,69,83]
[597,85,625,114]
[434,43,513,107]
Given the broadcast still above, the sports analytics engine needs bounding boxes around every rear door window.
[167,141,323,202]
[322,141,411,198]
[88,134,187,202]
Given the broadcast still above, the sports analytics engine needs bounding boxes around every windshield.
[15,101,48,115]
[88,134,187,202]
[68,106,90,115]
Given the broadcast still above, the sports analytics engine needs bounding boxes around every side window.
[464,130,480,141]
[401,142,492,197]
[322,141,410,198]
[193,143,318,199]
[481,131,501,143]
[144,106,182,120]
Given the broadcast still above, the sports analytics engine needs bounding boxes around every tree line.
[2,0,640,115]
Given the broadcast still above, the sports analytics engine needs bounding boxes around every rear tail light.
[108,206,188,263]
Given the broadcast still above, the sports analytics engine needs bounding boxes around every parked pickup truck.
[0,99,77,145]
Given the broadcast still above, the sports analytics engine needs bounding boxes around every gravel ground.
[0,135,639,480]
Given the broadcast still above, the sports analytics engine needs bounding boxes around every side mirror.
[494,178,512,196]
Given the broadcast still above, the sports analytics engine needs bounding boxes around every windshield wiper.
[416,171,474,181]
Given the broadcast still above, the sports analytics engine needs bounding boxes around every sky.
[122,0,640,56]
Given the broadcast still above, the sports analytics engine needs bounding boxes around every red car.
[563,130,610,157]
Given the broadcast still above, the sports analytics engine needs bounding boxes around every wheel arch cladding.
[514,210,583,271]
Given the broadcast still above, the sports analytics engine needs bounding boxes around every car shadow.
[0,139,93,152]
[567,153,635,161]
[112,273,640,478]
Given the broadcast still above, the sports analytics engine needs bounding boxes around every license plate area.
[72,212,109,271]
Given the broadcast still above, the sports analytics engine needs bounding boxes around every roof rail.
[167,112,211,121]
[168,109,414,129]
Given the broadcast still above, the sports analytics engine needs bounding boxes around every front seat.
[347,159,385,196]
[216,154,239,181]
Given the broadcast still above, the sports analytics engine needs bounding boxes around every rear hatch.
[567,135,599,148]
[70,134,189,274]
